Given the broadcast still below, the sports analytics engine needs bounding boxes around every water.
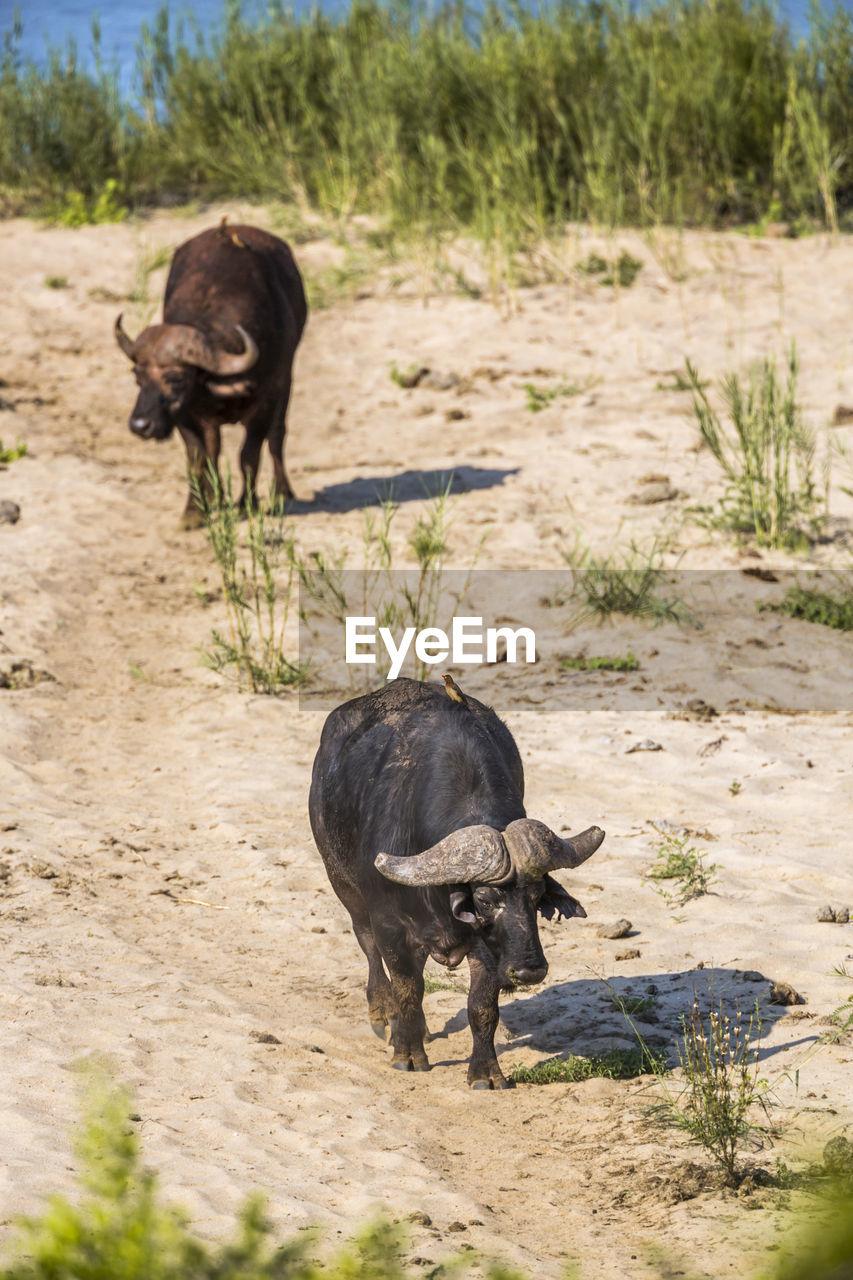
[6,0,853,96]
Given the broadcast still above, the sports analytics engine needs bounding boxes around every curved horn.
[161,324,259,376]
[114,313,137,360]
[200,325,259,377]
[503,818,605,879]
[375,825,511,887]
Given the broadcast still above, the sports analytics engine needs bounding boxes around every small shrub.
[769,1179,853,1280]
[729,780,742,796]
[560,533,694,627]
[44,275,68,289]
[655,371,708,393]
[686,346,825,549]
[423,972,468,994]
[576,251,642,287]
[523,381,584,412]
[650,998,770,1187]
[293,479,484,685]
[826,967,853,1037]
[50,179,128,227]
[0,439,27,466]
[607,991,658,1017]
[577,252,608,276]
[389,361,424,388]
[560,652,639,672]
[645,834,717,907]
[765,582,853,632]
[1,1064,515,1280]
[510,1046,666,1084]
[196,471,306,694]
[601,251,643,287]
[828,995,853,1034]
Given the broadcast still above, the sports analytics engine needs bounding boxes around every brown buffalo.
[115,223,307,527]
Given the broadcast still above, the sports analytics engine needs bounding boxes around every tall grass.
[687,347,826,549]
[3,0,853,235]
[196,472,306,694]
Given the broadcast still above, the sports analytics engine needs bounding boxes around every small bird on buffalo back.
[218,215,247,249]
[443,673,469,708]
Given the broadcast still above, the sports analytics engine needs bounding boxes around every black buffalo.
[309,677,604,1089]
[115,223,307,527]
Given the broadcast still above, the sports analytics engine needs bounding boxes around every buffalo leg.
[267,385,294,506]
[376,936,430,1072]
[467,940,511,1089]
[178,422,220,529]
[351,909,396,1040]
[238,423,265,511]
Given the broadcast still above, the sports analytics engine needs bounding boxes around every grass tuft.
[686,347,826,549]
[764,581,853,631]
[648,998,770,1187]
[560,652,639,672]
[644,834,718,907]
[510,1046,666,1085]
[560,532,694,628]
[0,438,27,466]
[195,470,306,694]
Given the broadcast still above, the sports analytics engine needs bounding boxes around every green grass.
[606,992,658,1017]
[4,0,853,241]
[292,479,485,685]
[648,998,771,1188]
[0,438,27,466]
[523,381,585,412]
[196,471,306,695]
[0,1064,523,1280]
[44,275,68,289]
[644,834,718,907]
[559,533,695,628]
[601,251,643,287]
[765,582,853,631]
[576,250,643,286]
[686,346,826,550]
[560,652,639,672]
[510,1046,667,1084]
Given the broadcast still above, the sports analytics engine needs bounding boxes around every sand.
[1,207,852,1278]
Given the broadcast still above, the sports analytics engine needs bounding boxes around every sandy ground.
[1,208,852,1278]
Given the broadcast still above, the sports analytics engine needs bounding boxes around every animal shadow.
[288,465,519,515]
[496,967,816,1067]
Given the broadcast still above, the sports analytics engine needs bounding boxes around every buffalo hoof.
[469,1077,513,1091]
[391,1057,431,1073]
[181,506,206,531]
[370,1020,389,1041]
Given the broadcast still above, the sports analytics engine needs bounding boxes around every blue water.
[5,0,853,96]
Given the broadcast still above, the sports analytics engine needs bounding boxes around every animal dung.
[626,739,663,753]
[769,980,805,1006]
[626,479,679,505]
[816,905,850,923]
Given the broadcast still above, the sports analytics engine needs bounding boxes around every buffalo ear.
[205,377,255,398]
[449,890,477,926]
[539,873,586,922]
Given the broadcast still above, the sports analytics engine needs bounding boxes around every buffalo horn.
[200,324,259,376]
[114,313,137,360]
[503,818,605,880]
[375,825,511,887]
